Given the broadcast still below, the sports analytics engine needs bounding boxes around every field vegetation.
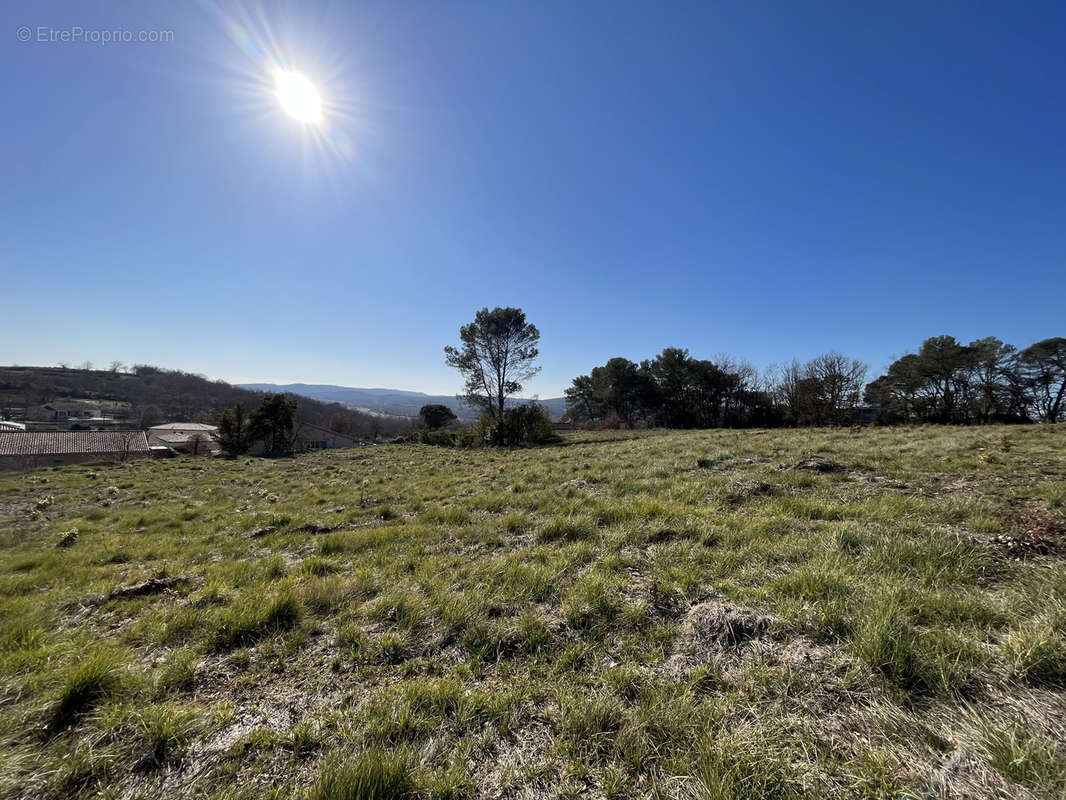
[0,426,1064,799]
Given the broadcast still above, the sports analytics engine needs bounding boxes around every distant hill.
[0,366,411,438]
[237,383,569,421]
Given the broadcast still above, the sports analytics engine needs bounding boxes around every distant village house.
[293,423,363,452]
[247,422,363,455]
[147,422,220,456]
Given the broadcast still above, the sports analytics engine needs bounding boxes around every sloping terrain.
[0,426,1064,799]
[0,366,403,437]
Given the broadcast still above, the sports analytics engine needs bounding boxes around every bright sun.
[273,69,322,124]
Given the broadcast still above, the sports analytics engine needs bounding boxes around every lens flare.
[273,69,322,124]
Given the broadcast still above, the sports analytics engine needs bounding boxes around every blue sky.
[3,1,1064,397]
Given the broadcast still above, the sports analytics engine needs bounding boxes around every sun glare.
[273,69,322,124]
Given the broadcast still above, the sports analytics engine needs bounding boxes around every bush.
[418,429,456,447]
[485,403,557,447]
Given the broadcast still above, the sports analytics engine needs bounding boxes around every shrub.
[56,528,79,548]
[418,429,456,447]
[482,403,557,447]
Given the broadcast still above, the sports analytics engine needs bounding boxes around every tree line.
[564,336,1066,428]
[865,335,1066,424]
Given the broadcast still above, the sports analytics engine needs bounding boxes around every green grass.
[0,425,1064,798]
[975,717,1066,797]
[208,587,302,651]
[693,735,815,800]
[307,750,415,800]
[49,649,130,732]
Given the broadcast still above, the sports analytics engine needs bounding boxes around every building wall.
[246,427,362,455]
[294,427,362,451]
[0,451,151,471]
[149,426,218,438]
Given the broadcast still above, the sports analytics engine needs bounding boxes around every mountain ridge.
[238,383,568,421]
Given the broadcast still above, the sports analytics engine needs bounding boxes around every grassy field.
[1,426,1064,799]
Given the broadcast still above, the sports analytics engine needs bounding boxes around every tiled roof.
[0,431,150,456]
[148,423,218,432]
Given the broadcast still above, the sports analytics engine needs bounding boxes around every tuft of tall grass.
[972,716,1066,796]
[306,749,415,800]
[559,693,625,760]
[536,517,595,543]
[154,648,198,696]
[50,650,128,732]
[208,587,301,651]
[692,735,816,800]
[562,573,619,634]
[851,599,981,695]
[135,702,201,765]
[1002,614,1066,685]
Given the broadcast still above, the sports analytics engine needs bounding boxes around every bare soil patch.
[788,455,847,473]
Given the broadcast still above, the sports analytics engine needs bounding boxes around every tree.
[327,412,356,437]
[595,358,648,426]
[565,358,648,426]
[1019,337,1066,422]
[643,348,693,427]
[116,430,143,462]
[218,403,253,456]
[967,337,1017,423]
[138,404,164,429]
[419,404,457,430]
[564,374,599,421]
[444,307,540,441]
[804,352,868,424]
[250,393,298,456]
[568,350,769,429]
[915,336,975,422]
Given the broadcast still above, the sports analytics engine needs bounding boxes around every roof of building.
[0,430,150,456]
[148,422,218,432]
[0,421,27,431]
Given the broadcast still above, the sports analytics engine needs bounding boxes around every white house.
[147,422,220,456]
